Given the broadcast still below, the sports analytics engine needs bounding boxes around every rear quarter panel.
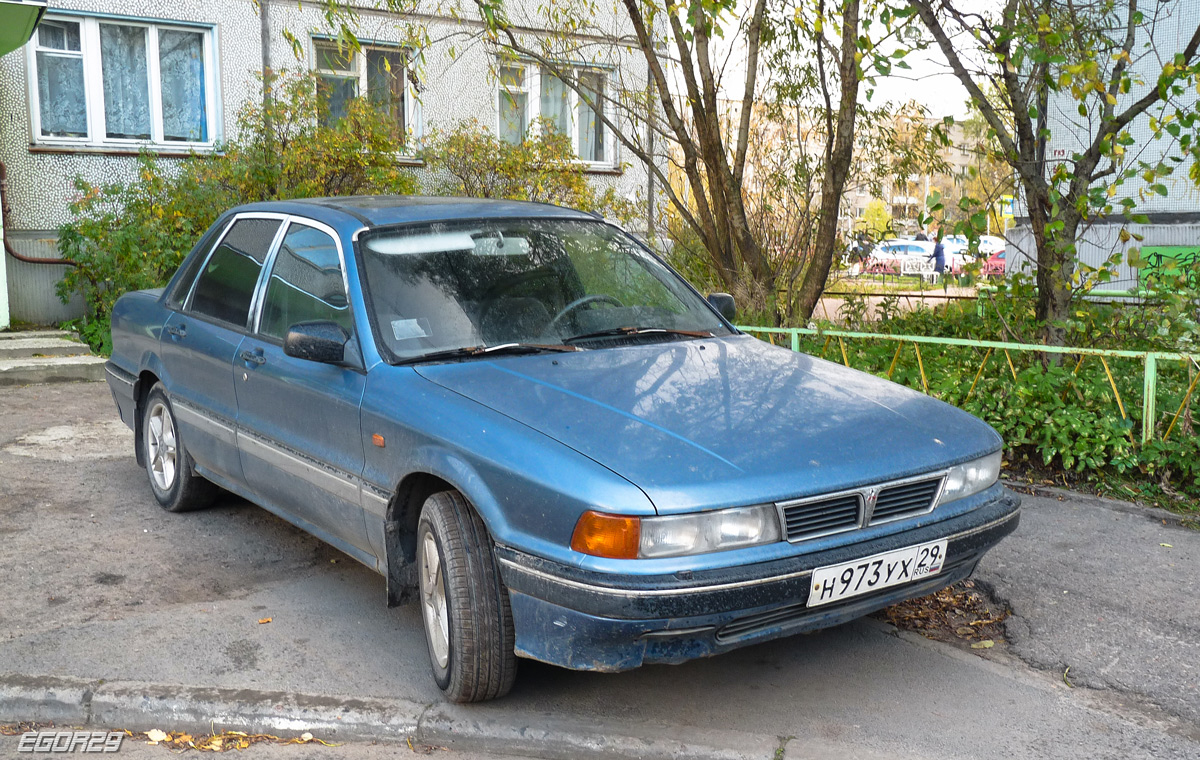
[110,289,169,383]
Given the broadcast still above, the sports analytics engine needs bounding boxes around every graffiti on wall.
[1139,246,1200,288]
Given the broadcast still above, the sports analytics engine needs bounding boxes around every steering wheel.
[547,294,624,333]
[477,270,561,335]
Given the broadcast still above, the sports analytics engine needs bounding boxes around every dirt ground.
[0,383,340,640]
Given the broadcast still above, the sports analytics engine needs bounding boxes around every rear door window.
[256,223,352,340]
[166,218,229,309]
[187,218,282,329]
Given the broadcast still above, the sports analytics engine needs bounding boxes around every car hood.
[414,335,1002,513]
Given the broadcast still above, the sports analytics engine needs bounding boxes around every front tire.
[417,490,517,703]
[142,384,217,513]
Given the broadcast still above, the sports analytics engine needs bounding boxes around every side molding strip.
[172,401,238,447]
[168,397,389,517]
[236,431,362,505]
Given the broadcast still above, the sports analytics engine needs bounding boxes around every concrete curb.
[0,675,93,725]
[0,674,780,760]
[0,355,107,386]
[1001,478,1195,527]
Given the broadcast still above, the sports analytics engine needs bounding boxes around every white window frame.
[494,61,616,169]
[310,36,423,151]
[26,14,219,150]
[495,63,529,147]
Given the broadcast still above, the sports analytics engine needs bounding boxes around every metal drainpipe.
[0,160,76,267]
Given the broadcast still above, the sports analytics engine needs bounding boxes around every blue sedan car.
[105,197,1019,702]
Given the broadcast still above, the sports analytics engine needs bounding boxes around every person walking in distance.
[928,231,946,287]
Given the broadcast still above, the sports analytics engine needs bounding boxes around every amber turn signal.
[570,511,641,559]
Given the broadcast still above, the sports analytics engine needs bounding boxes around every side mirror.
[707,292,736,323]
[283,321,350,365]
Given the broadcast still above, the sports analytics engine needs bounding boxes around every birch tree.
[909,0,1200,347]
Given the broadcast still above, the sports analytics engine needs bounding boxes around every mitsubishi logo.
[862,487,881,524]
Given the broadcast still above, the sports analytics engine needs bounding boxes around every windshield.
[359,218,729,362]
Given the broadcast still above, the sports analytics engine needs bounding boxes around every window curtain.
[314,41,357,127]
[36,21,86,137]
[158,30,207,142]
[37,53,87,137]
[498,67,526,144]
[367,49,406,140]
[539,70,572,136]
[100,24,151,139]
[577,73,604,162]
[499,91,527,144]
[318,76,358,125]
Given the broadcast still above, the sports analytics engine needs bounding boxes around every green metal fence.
[737,325,1200,444]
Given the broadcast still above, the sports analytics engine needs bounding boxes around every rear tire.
[142,384,218,513]
[417,490,517,703]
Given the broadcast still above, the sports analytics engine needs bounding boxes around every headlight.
[939,451,1002,504]
[571,504,781,559]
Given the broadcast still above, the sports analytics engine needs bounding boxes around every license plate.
[807,540,948,608]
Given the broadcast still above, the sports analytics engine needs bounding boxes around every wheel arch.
[132,369,161,468]
[383,471,457,607]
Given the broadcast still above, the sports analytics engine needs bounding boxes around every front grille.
[870,478,942,524]
[781,494,861,542]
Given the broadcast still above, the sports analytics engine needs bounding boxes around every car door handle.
[239,349,266,366]
[165,323,187,338]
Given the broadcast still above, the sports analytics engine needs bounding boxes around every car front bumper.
[496,486,1020,672]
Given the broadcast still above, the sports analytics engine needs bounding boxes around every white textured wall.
[1040,1,1200,216]
[0,0,263,232]
[1009,0,1200,287]
[0,0,655,322]
[0,221,8,331]
[1006,221,1200,292]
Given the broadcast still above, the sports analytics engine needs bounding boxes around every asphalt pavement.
[1,381,1198,759]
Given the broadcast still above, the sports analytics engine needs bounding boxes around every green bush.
[57,71,418,353]
[418,118,637,222]
[764,271,1200,499]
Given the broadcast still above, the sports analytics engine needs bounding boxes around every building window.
[497,63,611,165]
[576,71,605,163]
[497,66,527,145]
[312,39,419,146]
[29,16,217,147]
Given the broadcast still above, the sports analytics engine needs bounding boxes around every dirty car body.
[105,197,1020,700]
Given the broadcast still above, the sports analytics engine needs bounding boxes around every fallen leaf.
[145,729,168,743]
[955,626,975,636]
[1160,543,1173,548]
[970,639,995,649]
[301,732,313,742]
[258,617,272,624]
[1063,666,1074,688]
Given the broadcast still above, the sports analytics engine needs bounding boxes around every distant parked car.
[105,197,1020,702]
[942,234,1006,258]
[874,239,934,261]
[983,248,1008,277]
[868,239,930,270]
[978,235,1007,255]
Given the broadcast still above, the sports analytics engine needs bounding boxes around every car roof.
[230,196,600,229]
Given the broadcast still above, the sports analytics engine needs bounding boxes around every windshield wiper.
[397,342,579,365]
[564,326,713,344]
